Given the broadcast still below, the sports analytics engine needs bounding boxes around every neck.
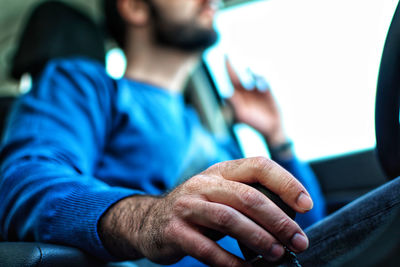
[123,30,201,93]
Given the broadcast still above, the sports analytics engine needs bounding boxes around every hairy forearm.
[98,195,161,260]
[98,158,312,266]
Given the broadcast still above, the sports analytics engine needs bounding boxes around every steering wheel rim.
[375,1,400,180]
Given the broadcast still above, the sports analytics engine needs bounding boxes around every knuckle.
[253,156,270,168]
[172,197,195,220]
[273,216,294,237]
[225,258,243,267]
[250,230,269,250]
[213,207,235,228]
[203,161,224,176]
[172,198,188,215]
[165,221,184,238]
[280,176,300,195]
[196,241,213,258]
[252,156,273,175]
[184,175,204,191]
[186,174,218,192]
[241,187,265,209]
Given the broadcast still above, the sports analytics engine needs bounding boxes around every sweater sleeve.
[273,154,327,229]
[0,58,141,260]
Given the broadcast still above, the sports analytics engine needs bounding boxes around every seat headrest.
[11,1,106,80]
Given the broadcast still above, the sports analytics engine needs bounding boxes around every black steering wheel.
[375,1,400,180]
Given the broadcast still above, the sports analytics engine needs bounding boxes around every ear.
[117,0,150,27]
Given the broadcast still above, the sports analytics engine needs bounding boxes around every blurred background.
[1,0,398,161]
[205,0,398,161]
[0,0,103,95]
[0,0,251,96]
[0,0,399,211]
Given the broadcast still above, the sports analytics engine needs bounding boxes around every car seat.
[0,1,107,266]
[10,1,105,80]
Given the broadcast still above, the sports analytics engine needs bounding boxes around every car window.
[204,0,398,161]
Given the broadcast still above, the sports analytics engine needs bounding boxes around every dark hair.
[103,0,126,48]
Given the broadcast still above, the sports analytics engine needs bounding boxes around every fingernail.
[291,233,309,252]
[297,192,313,211]
[266,243,284,261]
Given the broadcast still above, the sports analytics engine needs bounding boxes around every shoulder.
[43,57,109,79]
[34,57,116,99]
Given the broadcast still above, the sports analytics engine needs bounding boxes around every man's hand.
[99,157,313,266]
[226,58,286,146]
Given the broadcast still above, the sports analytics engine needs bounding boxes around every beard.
[148,1,219,51]
[154,20,219,51]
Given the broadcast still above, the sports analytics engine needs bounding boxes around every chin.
[156,25,219,52]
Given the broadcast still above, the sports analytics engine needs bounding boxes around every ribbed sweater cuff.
[44,185,144,261]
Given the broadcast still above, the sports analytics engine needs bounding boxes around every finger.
[225,56,246,90]
[177,225,250,267]
[184,199,286,261]
[243,67,270,91]
[200,179,308,253]
[254,74,271,92]
[212,157,314,213]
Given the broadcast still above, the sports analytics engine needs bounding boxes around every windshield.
[205,0,398,161]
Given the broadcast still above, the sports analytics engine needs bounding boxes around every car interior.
[0,0,399,266]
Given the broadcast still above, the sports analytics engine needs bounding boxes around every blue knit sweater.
[0,58,325,264]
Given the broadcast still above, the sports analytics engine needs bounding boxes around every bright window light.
[233,123,270,158]
[106,47,127,79]
[205,0,398,161]
[19,73,32,94]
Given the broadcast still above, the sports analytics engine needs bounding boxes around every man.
[0,0,347,265]
[106,0,326,224]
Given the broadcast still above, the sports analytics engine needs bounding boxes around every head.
[104,0,220,52]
